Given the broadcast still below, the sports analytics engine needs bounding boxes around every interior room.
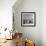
[0,0,46,46]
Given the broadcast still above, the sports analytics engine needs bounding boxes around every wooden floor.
[0,39,16,46]
[0,33,23,46]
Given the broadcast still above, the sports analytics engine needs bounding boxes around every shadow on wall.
[12,0,24,10]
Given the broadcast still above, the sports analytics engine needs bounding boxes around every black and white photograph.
[21,12,36,27]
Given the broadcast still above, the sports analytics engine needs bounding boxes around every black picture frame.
[21,12,36,27]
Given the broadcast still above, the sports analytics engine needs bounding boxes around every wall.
[13,0,41,46]
[40,0,46,46]
[0,0,16,30]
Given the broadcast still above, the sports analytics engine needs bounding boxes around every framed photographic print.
[21,12,36,27]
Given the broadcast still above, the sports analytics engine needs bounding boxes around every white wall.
[40,0,46,46]
[0,0,16,29]
[13,0,41,46]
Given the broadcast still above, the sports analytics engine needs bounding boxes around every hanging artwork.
[21,12,36,27]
